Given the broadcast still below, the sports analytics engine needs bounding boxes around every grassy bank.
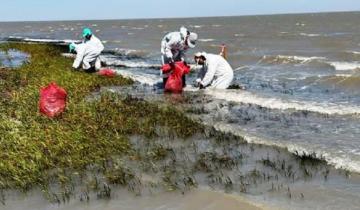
[0,43,202,193]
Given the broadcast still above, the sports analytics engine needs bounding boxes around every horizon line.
[0,10,359,23]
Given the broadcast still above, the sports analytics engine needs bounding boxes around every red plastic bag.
[39,82,67,118]
[162,61,190,93]
[98,68,116,77]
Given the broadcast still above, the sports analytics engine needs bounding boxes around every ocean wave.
[258,55,326,65]
[97,69,360,173]
[198,39,215,42]
[303,74,360,91]
[259,53,360,72]
[131,27,145,30]
[205,89,360,115]
[299,33,322,37]
[6,36,79,44]
[101,56,161,69]
[108,67,360,115]
[212,123,360,173]
[234,34,245,37]
[61,54,160,69]
[328,61,360,71]
[103,48,149,58]
[113,68,161,86]
[347,51,360,55]
[189,25,203,29]
[295,22,306,26]
[287,144,360,174]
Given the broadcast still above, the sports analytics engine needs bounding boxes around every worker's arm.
[200,62,217,87]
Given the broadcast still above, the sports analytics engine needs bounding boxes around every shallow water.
[1,188,265,210]
[0,49,28,68]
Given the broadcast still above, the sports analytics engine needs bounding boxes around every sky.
[0,0,359,22]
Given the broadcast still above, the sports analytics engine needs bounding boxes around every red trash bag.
[98,68,116,77]
[162,61,190,94]
[39,82,67,118]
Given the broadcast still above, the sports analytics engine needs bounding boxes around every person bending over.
[194,52,234,89]
[160,26,198,87]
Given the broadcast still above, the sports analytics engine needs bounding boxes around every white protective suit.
[84,35,104,53]
[161,31,188,64]
[160,31,188,80]
[197,53,234,89]
[72,35,104,70]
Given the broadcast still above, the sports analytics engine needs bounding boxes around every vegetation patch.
[0,43,201,194]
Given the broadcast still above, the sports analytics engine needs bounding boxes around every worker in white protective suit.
[160,26,198,87]
[69,28,104,72]
[194,52,234,89]
[82,28,104,52]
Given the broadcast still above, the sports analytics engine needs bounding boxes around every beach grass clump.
[0,43,202,192]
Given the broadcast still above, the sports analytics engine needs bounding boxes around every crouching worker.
[194,52,234,89]
[161,61,190,93]
[69,28,104,72]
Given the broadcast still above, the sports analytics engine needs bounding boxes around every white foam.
[287,145,360,173]
[234,65,249,71]
[328,61,360,71]
[299,33,321,37]
[205,89,360,115]
[347,51,360,55]
[279,55,325,62]
[198,39,215,42]
[334,73,353,78]
[234,34,245,37]
[190,25,203,28]
[260,55,325,64]
[115,48,142,55]
[212,123,360,173]
[101,56,160,69]
[296,22,306,26]
[8,36,79,44]
[113,69,161,86]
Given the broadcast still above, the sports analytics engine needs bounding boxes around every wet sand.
[1,188,266,210]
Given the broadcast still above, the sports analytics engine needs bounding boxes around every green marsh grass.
[0,43,201,193]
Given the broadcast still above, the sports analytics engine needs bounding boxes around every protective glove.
[193,78,201,87]
[169,59,175,68]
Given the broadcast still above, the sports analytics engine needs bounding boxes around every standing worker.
[160,26,198,87]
